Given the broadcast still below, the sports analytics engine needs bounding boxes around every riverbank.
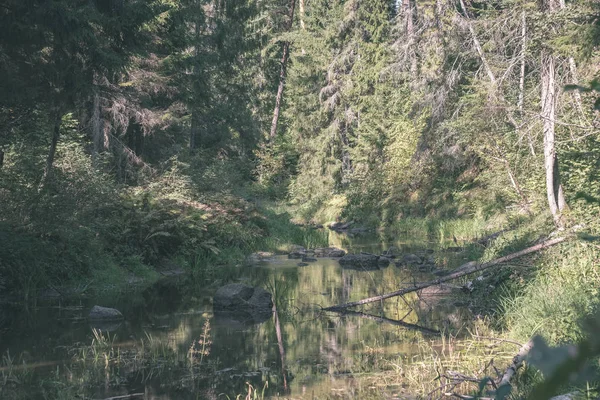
[1,209,599,399]
[2,171,600,399]
[334,214,600,399]
[0,184,329,302]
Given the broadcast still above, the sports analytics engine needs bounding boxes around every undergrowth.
[0,136,328,299]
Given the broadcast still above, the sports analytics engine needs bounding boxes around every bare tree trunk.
[269,0,296,140]
[299,0,306,55]
[405,0,418,76]
[91,90,106,163]
[459,0,531,207]
[190,112,199,150]
[553,0,585,123]
[331,310,441,335]
[339,121,353,180]
[269,42,290,140]
[299,0,305,30]
[0,149,4,169]
[517,10,536,156]
[39,111,63,189]
[499,340,534,387]
[190,11,202,150]
[517,11,526,114]
[541,51,567,225]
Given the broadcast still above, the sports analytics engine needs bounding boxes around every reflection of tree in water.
[342,269,353,303]
[251,258,469,397]
[265,270,299,393]
[0,239,476,399]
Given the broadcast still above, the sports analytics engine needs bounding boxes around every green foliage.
[500,242,600,344]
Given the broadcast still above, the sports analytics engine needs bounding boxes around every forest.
[0,0,600,399]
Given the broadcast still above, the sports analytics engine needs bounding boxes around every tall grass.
[499,242,600,344]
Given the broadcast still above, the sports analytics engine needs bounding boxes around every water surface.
[0,232,473,399]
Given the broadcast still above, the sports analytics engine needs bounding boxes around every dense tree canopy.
[0,0,598,292]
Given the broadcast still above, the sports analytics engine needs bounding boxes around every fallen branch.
[498,340,533,387]
[324,237,567,311]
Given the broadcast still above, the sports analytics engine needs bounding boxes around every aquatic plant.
[188,318,212,366]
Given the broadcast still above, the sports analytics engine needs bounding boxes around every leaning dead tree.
[324,236,567,311]
[269,0,297,140]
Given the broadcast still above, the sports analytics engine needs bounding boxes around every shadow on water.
[0,231,474,399]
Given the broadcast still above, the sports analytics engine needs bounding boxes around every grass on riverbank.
[406,214,600,398]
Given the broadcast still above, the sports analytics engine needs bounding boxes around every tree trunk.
[39,111,63,189]
[554,0,585,125]
[405,0,418,76]
[299,0,305,30]
[517,11,526,114]
[0,149,4,169]
[339,121,353,180]
[517,10,536,156]
[190,112,199,150]
[504,158,530,212]
[269,0,296,140]
[541,50,566,225]
[190,11,202,150]
[91,90,106,163]
[269,42,290,140]
[499,340,534,387]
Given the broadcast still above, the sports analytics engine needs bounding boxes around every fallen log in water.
[323,236,567,311]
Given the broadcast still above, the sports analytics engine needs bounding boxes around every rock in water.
[314,247,346,257]
[288,251,306,259]
[289,245,306,252]
[377,256,391,267]
[213,284,273,323]
[89,306,124,321]
[287,245,307,259]
[246,252,274,265]
[338,254,380,270]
